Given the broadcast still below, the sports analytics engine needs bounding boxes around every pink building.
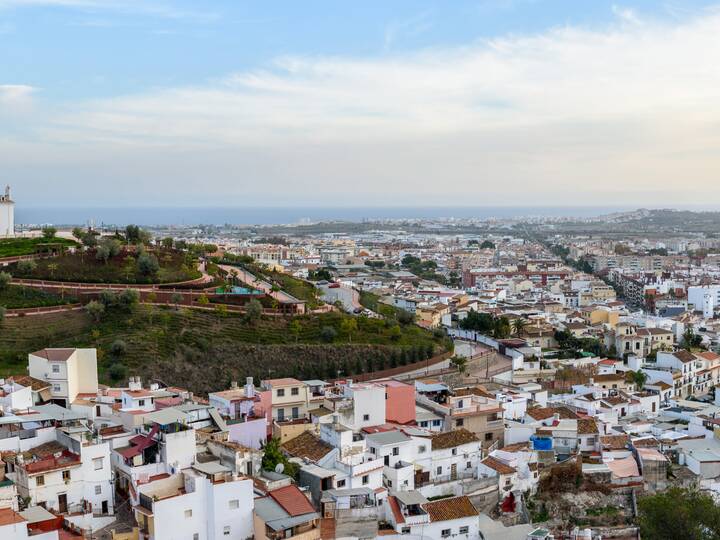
[377,380,416,424]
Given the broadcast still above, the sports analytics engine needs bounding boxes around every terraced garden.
[7,248,201,284]
[0,306,451,393]
[0,237,78,258]
[0,285,77,309]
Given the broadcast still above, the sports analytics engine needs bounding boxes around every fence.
[332,351,453,383]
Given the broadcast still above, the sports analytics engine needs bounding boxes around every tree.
[71,227,84,241]
[17,259,37,274]
[0,271,11,290]
[320,326,337,343]
[137,253,160,276]
[161,237,174,249]
[289,319,302,342]
[340,318,358,342]
[119,289,140,310]
[244,299,263,322]
[261,437,298,477]
[41,226,57,240]
[512,317,529,336]
[638,487,720,540]
[480,240,495,249]
[85,300,105,322]
[110,339,127,357]
[450,355,468,374]
[625,370,647,390]
[171,292,183,310]
[108,363,128,382]
[96,238,121,264]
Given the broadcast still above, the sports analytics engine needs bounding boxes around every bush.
[108,363,128,382]
[137,253,160,276]
[17,259,37,274]
[0,271,11,290]
[110,339,128,357]
[320,326,337,343]
[85,300,105,322]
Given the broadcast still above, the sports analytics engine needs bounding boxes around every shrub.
[0,271,11,290]
[137,253,160,276]
[110,339,128,357]
[320,326,337,343]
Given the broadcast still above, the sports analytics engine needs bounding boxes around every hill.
[0,306,451,394]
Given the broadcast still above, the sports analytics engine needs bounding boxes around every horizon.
[4,1,720,206]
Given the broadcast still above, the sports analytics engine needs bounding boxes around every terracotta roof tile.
[268,485,316,517]
[282,431,333,462]
[430,429,479,451]
[423,496,479,522]
[29,348,76,362]
[481,456,516,475]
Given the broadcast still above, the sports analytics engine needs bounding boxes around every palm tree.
[512,318,529,336]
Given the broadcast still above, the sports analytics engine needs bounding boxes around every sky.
[2,0,720,208]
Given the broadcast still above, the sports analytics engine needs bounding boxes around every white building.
[0,185,14,238]
[28,349,99,408]
[688,285,720,314]
[134,469,254,540]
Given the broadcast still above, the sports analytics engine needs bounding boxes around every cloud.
[7,7,720,206]
[384,10,434,50]
[0,0,218,21]
[0,84,35,105]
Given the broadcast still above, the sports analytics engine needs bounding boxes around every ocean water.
[15,205,632,227]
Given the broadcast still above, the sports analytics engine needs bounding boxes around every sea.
[14,205,635,228]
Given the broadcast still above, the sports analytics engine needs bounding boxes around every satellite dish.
[275,463,285,474]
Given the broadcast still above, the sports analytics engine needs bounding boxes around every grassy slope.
[7,249,200,284]
[0,285,76,309]
[0,306,449,393]
[0,237,77,258]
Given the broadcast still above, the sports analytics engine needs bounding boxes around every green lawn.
[0,305,450,393]
[0,237,78,258]
[7,248,201,284]
[0,285,77,309]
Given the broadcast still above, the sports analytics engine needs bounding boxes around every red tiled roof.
[0,508,25,526]
[481,456,516,475]
[387,496,405,524]
[423,496,479,522]
[268,485,316,517]
[30,348,76,362]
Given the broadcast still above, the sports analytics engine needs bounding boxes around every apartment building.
[28,349,98,408]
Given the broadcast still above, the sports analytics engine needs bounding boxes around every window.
[420,421,428,427]
[466,461,472,470]
[53,385,61,393]
[223,526,231,536]
[291,387,299,396]
[459,526,469,534]
[277,389,285,397]
[139,399,145,406]
[336,479,346,488]
[363,414,370,421]
[193,535,199,540]
[277,408,285,421]
[63,470,71,481]
[401,527,411,534]
[387,480,393,487]
[291,407,299,419]
[393,447,399,456]
[484,433,493,441]
[36,475,45,486]
[93,457,104,470]
[185,509,193,519]
[52,364,60,373]
[458,400,464,408]
[441,529,451,538]
[95,485,102,495]
[418,445,427,454]
[505,478,511,486]
[455,419,464,427]
[228,500,239,510]
[451,448,457,456]
[362,475,369,485]
[433,420,441,427]
[436,466,442,475]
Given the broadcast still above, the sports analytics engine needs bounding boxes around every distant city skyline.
[2,1,720,206]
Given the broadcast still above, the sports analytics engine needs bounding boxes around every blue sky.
[2,1,720,207]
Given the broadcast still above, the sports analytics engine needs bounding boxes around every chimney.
[245,377,255,398]
[129,377,142,392]
[333,414,341,430]
[230,381,238,390]
[588,378,594,386]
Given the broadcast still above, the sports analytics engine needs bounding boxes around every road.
[318,284,362,313]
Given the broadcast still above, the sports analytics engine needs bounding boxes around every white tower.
[0,185,15,238]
